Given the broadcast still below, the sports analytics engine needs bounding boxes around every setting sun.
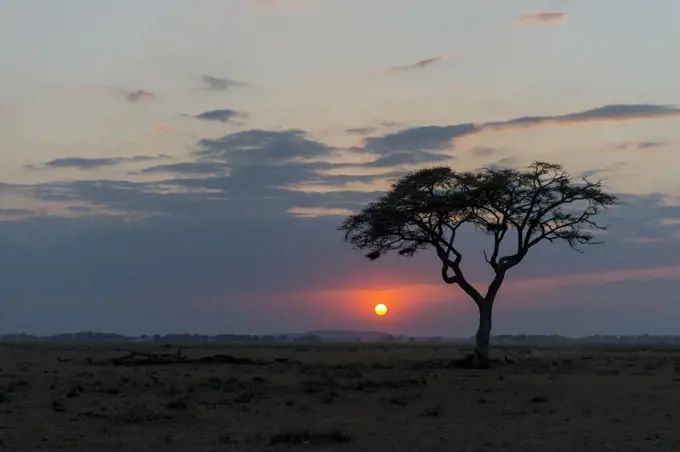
[374,303,388,316]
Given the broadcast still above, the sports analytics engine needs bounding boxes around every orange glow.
[374,303,388,316]
[231,264,680,328]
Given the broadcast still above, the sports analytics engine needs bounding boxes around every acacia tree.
[340,162,618,368]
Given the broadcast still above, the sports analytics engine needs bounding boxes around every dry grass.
[1,342,680,451]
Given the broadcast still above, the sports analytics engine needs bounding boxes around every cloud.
[121,89,154,102]
[104,86,155,102]
[355,104,679,169]
[28,155,170,171]
[140,162,229,176]
[637,141,667,149]
[364,124,479,153]
[201,75,247,91]
[346,121,405,136]
[346,127,376,135]
[126,89,154,102]
[196,129,335,165]
[616,141,670,150]
[20,128,386,223]
[383,54,453,75]
[325,104,680,171]
[359,123,479,167]
[485,104,680,129]
[194,109,247,124]
[518,12,565,24]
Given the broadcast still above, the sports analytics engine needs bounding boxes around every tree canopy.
[340,161,618,367]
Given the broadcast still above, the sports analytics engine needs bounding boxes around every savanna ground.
[2,342,680,451]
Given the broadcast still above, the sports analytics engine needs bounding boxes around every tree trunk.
[471,302,493,369]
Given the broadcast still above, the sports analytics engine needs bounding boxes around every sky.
[1,0,680,337]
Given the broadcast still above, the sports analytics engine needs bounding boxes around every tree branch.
[432,230,484,305]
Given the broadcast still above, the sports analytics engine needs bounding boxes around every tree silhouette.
[340,162,618,368]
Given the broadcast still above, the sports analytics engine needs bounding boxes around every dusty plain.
[1,342,680,452]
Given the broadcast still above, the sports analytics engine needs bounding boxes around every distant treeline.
[0,332,319,343]
[3,331,680,344]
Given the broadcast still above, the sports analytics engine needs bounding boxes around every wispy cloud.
[140,162,228,176]
[518,12,565,24]
[27,155,170,171]
[485,104,680,130]
[637,141,668,149]
[201,75,247,91]
[346,127,377,135]
[355,104,679,169]
[104,86,156,102]
[615,141,671,150]
[346,121,405,136]
[112,88,155,103]
[196,129,335,165]
[193,109,248,124]
[383,54,454,75]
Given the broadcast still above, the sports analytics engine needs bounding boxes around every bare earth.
[2,343,680,452]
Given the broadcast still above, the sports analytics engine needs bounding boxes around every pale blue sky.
[1,0,680,335]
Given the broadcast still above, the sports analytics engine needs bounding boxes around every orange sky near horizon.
[247,264,680,323]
